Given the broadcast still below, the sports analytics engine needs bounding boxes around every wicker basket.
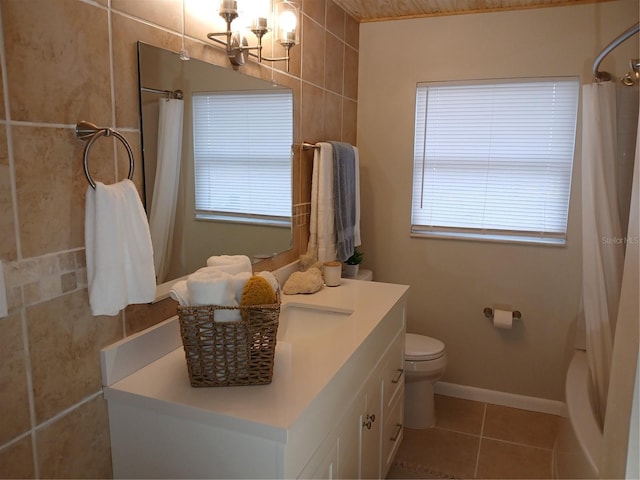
[177,296,280,387]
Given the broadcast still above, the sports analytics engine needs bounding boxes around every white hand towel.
[187,268,240,322]
[85,180,156,316]
[233,271,252,303]
[206,255,253,275]
[169,279,190,307]
[0,261,8,318]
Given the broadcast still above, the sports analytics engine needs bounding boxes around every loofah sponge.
[282,267,324,295]
[240,275,277,322]
[240,275,277,307]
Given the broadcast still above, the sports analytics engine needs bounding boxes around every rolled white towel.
[256,271,280,294]
[233,271,252,303]
[231,271,279,304]
[206,255,253,276]
[169,279,190,307]
[187,268,241,322]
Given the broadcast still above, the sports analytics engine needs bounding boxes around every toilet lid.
[405,333,445,361]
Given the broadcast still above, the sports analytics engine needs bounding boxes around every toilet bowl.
[404,333,447,429]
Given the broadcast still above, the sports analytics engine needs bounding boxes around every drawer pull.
[391,368,404,384]
[363,413,376,430]
[390,423,403,442]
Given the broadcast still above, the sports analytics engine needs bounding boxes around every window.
[411,77,579,245]
[192,89,293,226]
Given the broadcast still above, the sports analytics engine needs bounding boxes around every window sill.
[410,229,567,247]
[196,212,291,228]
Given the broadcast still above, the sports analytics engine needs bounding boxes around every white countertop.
[102,279,408,442]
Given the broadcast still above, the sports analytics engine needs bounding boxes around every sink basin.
[277,304,353,341]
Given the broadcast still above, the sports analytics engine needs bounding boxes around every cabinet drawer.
[381,333,404,409]
[382,392,404,477]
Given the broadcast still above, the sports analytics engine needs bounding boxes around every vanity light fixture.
[207,0,300,72]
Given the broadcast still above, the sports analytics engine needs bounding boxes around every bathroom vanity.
[101,278,409,479]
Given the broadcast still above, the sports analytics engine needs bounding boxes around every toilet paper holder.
[483,307,522,321]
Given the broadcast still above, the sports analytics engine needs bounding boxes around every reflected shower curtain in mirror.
[581,81,625,427]
[149,98,184,283]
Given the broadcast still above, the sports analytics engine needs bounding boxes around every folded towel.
[169,279,190,306]
[186,268,241,322]
[206,255,253,276]
[0,261,8,318]
[328,141,359,262]
[85,180,156,316]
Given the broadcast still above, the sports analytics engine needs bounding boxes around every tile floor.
[387,394,561,479]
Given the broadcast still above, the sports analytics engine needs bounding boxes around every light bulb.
[275,1,299,45]
[279,10,296,32]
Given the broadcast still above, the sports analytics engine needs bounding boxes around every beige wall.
[357,0,638,401]
[0,0,358,476]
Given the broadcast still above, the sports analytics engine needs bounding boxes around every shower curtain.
[149,98,184,283]
[581,81,626,427]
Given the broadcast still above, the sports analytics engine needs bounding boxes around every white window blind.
[192,90,293,225]
[411,78,579,244]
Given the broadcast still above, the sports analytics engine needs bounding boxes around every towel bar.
[75,121,134,189]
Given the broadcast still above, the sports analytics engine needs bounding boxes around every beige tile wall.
[0,0,359,476]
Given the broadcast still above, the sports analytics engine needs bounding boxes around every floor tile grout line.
[479,435,556,451]
[431,424,556,452]
[431,426,482,439]
[474,402,487,478]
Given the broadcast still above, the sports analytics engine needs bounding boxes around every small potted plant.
[343,246,364,278]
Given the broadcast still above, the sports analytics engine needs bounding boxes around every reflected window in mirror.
[192,90,293,226]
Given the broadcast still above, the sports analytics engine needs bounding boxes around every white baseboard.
[435,381,567,417]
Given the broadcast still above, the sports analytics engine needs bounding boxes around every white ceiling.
[332,0,616,21]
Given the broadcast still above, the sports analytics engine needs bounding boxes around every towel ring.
[75,121,134,189]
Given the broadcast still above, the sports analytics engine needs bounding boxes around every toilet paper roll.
[493,308,513,329]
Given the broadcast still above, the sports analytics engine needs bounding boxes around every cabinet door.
[336,392,365,479]
[360,376,382,479]
[299,438,338,479]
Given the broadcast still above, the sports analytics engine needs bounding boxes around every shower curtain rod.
[141,86,184,100]
[592,22,640,81]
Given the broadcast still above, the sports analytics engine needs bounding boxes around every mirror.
[137,42,293,284]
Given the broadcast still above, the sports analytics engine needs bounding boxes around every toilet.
[353,270,446,428]
[404,333,447,428]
